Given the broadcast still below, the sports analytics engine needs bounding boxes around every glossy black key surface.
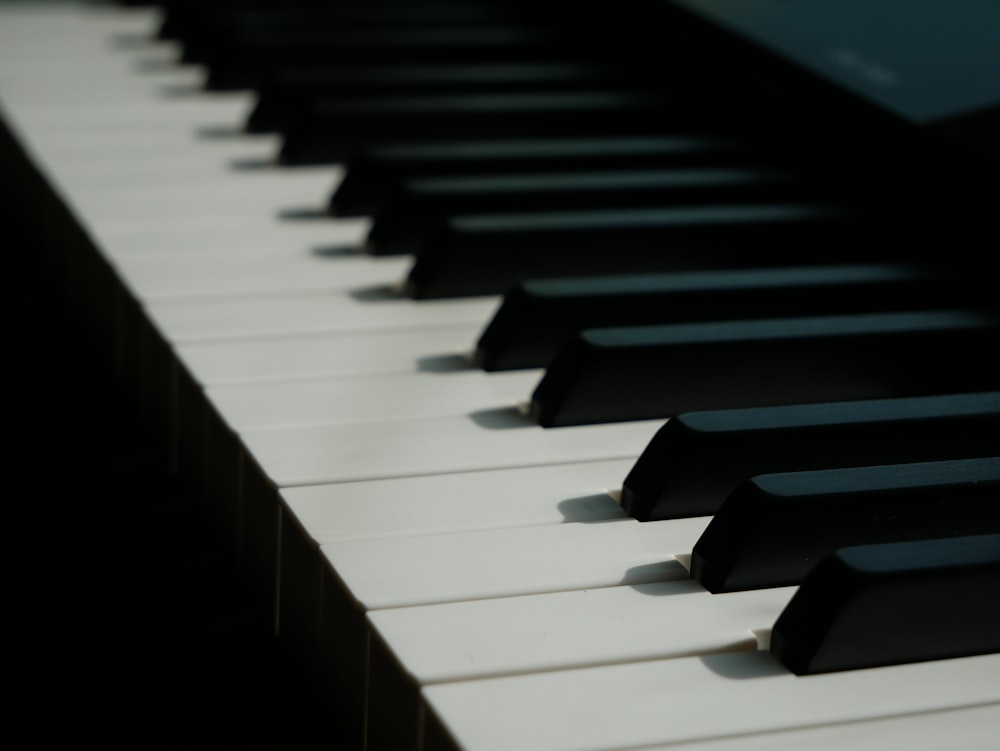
[690,457,1000,593]
[529,309,1000,427]
[278,89,684,165]
[404,203,874,299]
[473,263,980,371]
[331,135,762,217]
[157,0,470,41]
[202,25,581,91]
[770,534,1000,675]
[621,392,1000,521]
[246,61,630,133]
[179,4,526,63]
[367,167,814,255]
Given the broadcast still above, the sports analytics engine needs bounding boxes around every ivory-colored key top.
[320,516,706,612]
[315,516,707,726]
[280,458,633,543]
[275,459,636,729]
[422,651,1000,751]
[93,219,361,258]
[208,369,540,432]
[367,582,793,750]
[176,325,481,384]
[239,419,659,641]
[6,95,255,138]
[144,292,499,343]
[112,246,398,302]
[242,415,664,487]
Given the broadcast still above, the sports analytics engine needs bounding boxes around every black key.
[405,203,875,299]
[689,457,1000,593]
[529,309,1000,427]
[158,1,472,43]
[622,391,1000,521]
[204,25,581,91]
[332,135,764,217]
[180,4,526,62]
[367,166,815,255]
[474,263,981,371]
[770,534,1000,675]
[157,1,340,42]
[279,89,685,165]
[247,61,629,133]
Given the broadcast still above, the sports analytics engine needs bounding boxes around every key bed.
[2,2,998,750]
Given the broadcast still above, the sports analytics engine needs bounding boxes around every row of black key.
[153,0,1000,676]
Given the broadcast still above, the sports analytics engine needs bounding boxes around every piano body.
[2,1,999,749]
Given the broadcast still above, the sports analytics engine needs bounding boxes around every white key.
[242,415,664,487]
[281,458,633,542]
[207,369,540,432]
[111,247,402,302]
[144,293,499,344]
[9,9,997,751]
[644,703,1000,751]
[423,651,1000,751]
[175,325,482,385]
[320,516,702,610]
[276,459,638,739]
[313,517,706,724]
[367,583,793,749]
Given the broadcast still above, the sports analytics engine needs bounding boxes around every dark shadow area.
[195,124,247,140]
[348,284,402,302]
[278,207,331,221]
[467,405,534,430]
[229,156,281,171]
[155,82,209,98]
[555,492,628,522]
[415,352,473,373]
[628,579,711,597]
[620,560,691,586]
[311,244,364,258]
[698,650,787,680]
[3,210,351,747]
[131,56,183,74]
[109,31,162,49]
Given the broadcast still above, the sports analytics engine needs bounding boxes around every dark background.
[3,209,346,747]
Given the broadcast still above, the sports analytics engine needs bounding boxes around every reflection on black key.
[368,167,813,255]
[181,5,528,64]
[621,391,1000,521]
[474,264,979,371]
[247,61,629,133]
[405,203,871,299]
[529,309,1000,427]
[771,534,1000,675]
[690,457,1000,593]
[204,26,580,91]
[331,135,766,216]
[279,90,682,165]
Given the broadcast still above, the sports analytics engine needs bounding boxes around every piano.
[2,1,998,749]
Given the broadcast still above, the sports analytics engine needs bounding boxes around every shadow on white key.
[230,416,660,605]
[112,245,400,303]
[243,414,663,488]
[145,292,498,344]
[272,459,640,738]
[422,651,1000,751]
[176,325,483,385]
[208,369,540,432]
[277,458,633,653]
[315,516,708,742]
[367,581,793,750]
[644,702,1000,751]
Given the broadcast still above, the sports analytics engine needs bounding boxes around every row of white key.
[3,5,998,750]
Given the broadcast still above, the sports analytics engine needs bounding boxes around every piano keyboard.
[2,2,998,750]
